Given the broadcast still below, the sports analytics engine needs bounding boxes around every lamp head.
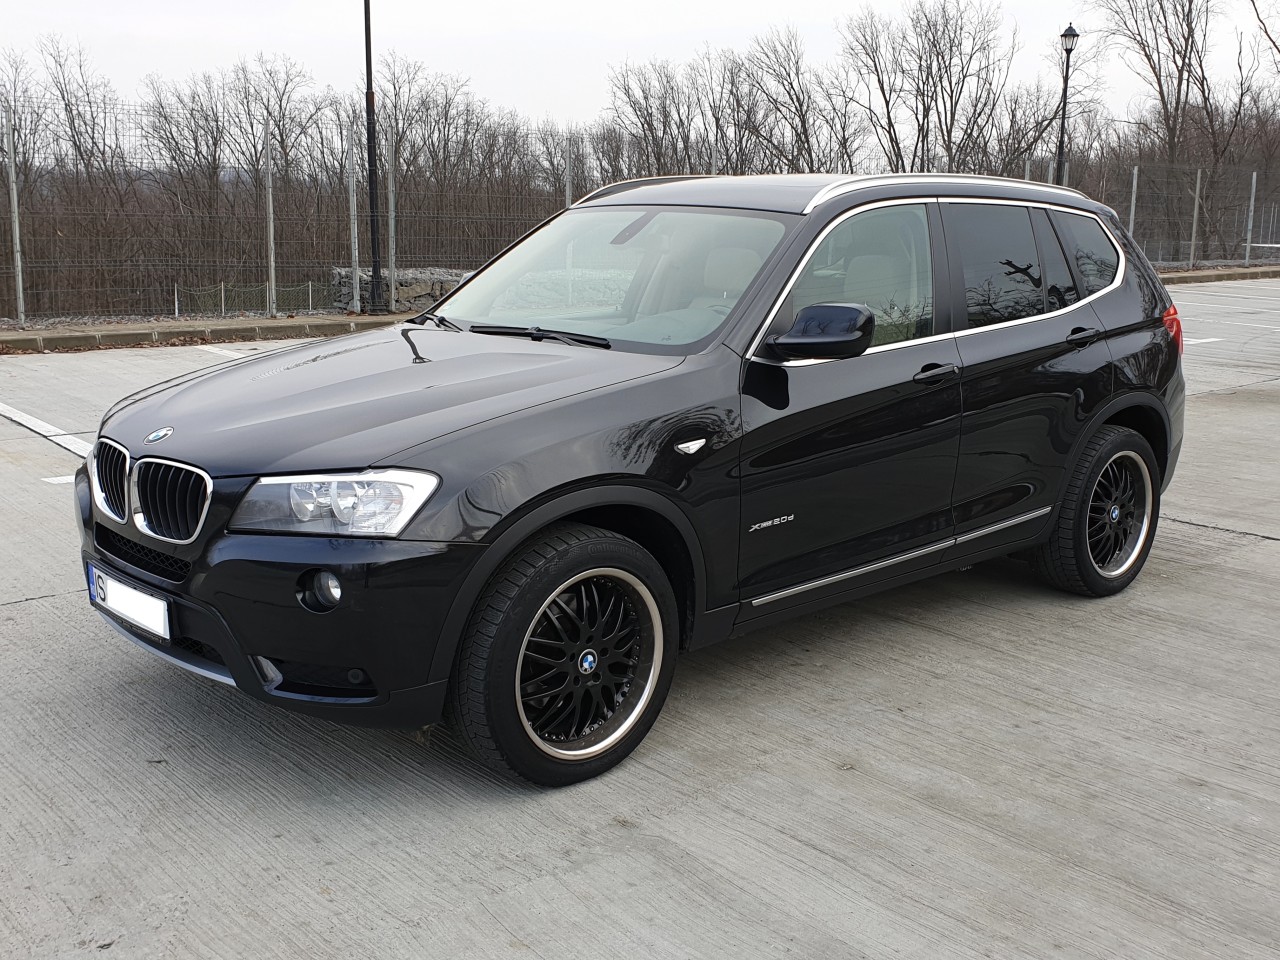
[1061,23,1080,53]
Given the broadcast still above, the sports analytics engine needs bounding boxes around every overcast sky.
[5,0,1262,123]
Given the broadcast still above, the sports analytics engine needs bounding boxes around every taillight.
[1163,305,1183,356]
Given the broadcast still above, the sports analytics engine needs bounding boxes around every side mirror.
[766,303,875,361]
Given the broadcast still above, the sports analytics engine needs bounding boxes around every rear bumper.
[1162,366,1186,491]
[77,468,484,728]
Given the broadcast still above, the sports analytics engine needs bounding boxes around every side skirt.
[708,525,1055,644]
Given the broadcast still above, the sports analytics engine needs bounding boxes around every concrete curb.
[0,317,399,354]
[1161,266,1280,285]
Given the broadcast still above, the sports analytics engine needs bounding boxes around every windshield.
[437,206,791,352]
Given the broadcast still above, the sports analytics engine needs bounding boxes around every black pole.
[1054,46,1073,187]
[364,0,386,314]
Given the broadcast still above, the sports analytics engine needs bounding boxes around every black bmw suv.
[77,173,1184,785]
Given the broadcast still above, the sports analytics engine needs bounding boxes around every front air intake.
[132,459,211,544]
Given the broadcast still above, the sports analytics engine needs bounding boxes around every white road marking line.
[1172,298,1278,311]
[42,476,76,484]
[1173,290,1280,303]
[1179,317,1280,330]
[0,401,93,458]
[197,345,244,359]
[1184,337,1224,345]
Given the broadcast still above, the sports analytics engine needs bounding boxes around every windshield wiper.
[407,311,461,331]
[467,324,611,349]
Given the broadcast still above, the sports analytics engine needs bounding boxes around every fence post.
[1128,165,1138,235]
[264,136,277,318]
[1024,158,1031,181]
[387,136,397,313]
[347,125,361,315]
[4,104,26,329]
[173,282,178,318]
[308,281,313,312]
[1189,168,1202,268]
[564,135,574,209]
[1246,171,1257,265]
[1063,160,1070,186]
[220,281,225,317]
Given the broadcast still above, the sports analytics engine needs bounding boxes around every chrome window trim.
[746,197,938,361]
[129,457,213,546]
[749,506,1053,607]
[89,437,131,524]
[803,174,1086,214]
[747,197,1126,366]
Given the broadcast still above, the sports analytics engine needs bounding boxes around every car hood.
[101,326,685,476]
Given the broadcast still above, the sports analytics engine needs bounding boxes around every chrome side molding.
[749,506,1053,607]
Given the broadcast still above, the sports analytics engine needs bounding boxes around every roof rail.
[575,175,716,206]
[804,173,1087,213]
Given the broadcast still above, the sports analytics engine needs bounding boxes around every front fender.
[425,482,716,684]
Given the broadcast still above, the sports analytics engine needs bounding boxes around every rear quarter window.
[1052,212,1121,295]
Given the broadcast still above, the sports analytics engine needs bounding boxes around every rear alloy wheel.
[1033,425,1161,597]
[449,523,678,785]
[1085,451,1153,579]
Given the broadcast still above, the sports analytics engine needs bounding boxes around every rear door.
[940,200,1117,552]
[736,201,963,614]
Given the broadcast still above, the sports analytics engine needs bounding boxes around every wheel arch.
[429,484,708,684]
[1100,400,1169,481]
[1062,392,1171,501]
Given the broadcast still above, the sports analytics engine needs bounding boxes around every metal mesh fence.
[5,92,1280,324]
[173,283,324,317]
[0,96,597,322]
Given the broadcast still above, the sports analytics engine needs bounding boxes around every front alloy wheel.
[516,568,662,760]
[450,523,678,785]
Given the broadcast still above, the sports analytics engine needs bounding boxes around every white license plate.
[89,564,170,640]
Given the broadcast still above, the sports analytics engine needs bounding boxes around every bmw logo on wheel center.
[143,426,173,444]
[578,650,598,674]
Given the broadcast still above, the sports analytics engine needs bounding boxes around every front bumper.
[76,468,485,727]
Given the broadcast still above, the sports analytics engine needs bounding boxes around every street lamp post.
[1054,23,1080,187]
[363,0,387,314]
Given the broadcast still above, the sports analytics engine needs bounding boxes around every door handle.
[913,362,959,384]
[1066,326,1102,347]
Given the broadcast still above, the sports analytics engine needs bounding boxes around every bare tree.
[1094,0,1213,167]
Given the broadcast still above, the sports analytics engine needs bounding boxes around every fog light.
[315,571,342,607]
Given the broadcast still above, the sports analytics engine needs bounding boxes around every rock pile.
[331,267,469,314]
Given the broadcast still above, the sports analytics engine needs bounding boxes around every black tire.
[1033,425,1161,597]
[448,522,678,786]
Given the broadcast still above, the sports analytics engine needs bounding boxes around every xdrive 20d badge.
[78,173,1184,785]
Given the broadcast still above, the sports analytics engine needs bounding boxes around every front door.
[737,201,963,615]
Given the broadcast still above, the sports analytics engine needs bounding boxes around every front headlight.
[229,469,439,537]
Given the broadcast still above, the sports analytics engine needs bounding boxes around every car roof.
[575,173,1096,216]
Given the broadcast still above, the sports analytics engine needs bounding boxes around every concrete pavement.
[0,282,1278,958]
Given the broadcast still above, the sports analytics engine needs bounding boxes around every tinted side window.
[944,204,1044,328]
[1031,208,1080,312]
[781,204,934,347]
[1052,211,1120,295]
